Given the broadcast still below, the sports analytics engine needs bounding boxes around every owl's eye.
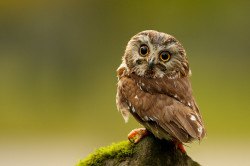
[139,45,149,56]
[160,52,171,62]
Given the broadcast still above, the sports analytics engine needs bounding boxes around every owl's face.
[123,30,190,79]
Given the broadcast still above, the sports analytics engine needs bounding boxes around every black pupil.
[161,52,169,60]
[140,46,148,55]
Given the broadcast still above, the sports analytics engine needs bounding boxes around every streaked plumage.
[116,30,206,143]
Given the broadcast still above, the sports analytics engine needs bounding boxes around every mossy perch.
[76,134,201,166]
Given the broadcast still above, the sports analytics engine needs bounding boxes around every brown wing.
[129,73,206,130]
[117,74,206,143]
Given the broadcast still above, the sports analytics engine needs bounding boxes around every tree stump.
[77,134,201,166]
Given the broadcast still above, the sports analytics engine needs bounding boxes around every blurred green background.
[0,1,249,166]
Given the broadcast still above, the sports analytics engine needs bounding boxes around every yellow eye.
[160,51,171,62]
[139,45,149,56]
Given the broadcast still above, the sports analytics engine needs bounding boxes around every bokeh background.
[0,1,249,166]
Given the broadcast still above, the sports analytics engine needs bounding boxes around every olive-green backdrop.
[0,1,249,166]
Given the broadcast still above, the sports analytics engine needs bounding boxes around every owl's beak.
[148,57,156,70]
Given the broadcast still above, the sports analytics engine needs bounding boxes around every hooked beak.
[148,57,156,70]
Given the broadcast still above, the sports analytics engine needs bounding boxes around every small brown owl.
[116,30,206,153]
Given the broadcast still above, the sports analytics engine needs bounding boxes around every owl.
[116,30,206,153]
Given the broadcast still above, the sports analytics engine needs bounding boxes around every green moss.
[76,140,135,166]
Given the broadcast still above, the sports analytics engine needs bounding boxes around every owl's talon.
[128,128,148,143]
[128,137,134,143]
[173,140,186,154]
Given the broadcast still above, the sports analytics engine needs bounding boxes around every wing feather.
[117,75,206,142]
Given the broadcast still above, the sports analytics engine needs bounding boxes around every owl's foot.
[128,128,148,143]
[173,140,186,154]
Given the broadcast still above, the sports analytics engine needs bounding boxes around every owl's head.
[121,30,190,79]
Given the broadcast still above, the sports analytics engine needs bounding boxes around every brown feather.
[117,74,206,143]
